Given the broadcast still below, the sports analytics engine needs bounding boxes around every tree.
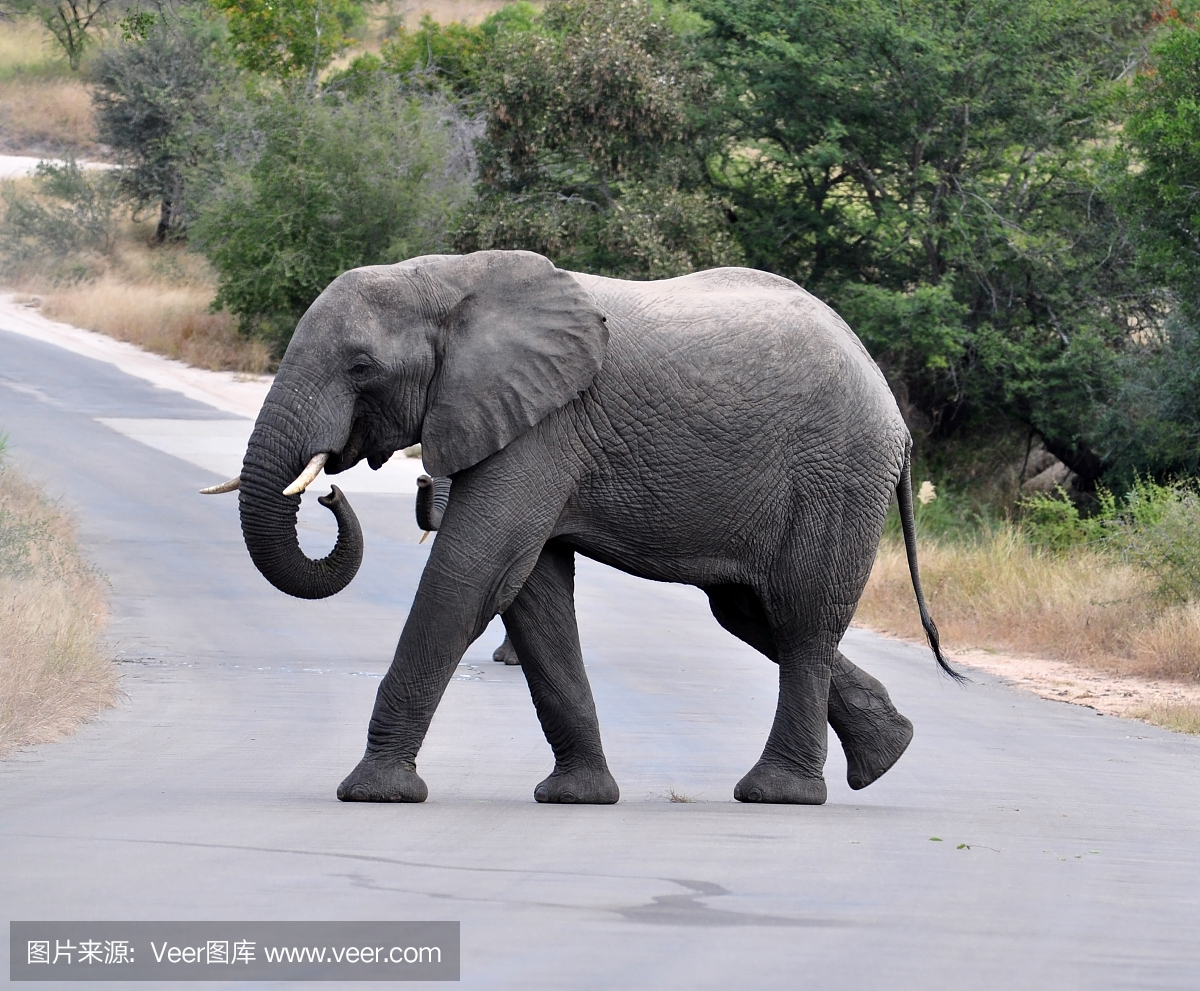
[3,0,122,69]
[378,6,537,95]
[1089,10,1200,485]
[697,0,1158,485]
[90,14,222,240]
[454,0,742,279]
[210,0,366,88]
[1117,9,1200,307]
[190,80,475,348]
[0,158,122,275]
[327,4,537,99]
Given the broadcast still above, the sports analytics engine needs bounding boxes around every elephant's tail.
[896,449,963,682]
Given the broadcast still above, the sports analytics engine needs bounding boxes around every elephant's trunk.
[415,475,452,531]
[238,427,364,600]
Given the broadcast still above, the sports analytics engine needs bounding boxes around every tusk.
[419,530,431,544]
[283,452,329,496]
[200,476,241,494]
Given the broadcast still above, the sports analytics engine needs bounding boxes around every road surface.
[1,319,1198,989]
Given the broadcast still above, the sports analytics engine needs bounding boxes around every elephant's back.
[569,267,900,435]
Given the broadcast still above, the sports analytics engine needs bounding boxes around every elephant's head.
[227,250,608,600]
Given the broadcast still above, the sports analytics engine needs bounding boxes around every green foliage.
[456,0,741,278]
[211,0,367,86]
[328,5,536,97]
[0,159,121,274]
[1089,16,1200,487]
[1117,14,1200,305]
[458,180,742,279]
[697,0,1158,481]
[378,7,534,94]
[1020,487,1112,552]
[839,280,968,381]
[1021,478,1200,603]
[1118,490,1200,604]
[117,7,157,42]
[90,14,224,240]
[190,81,474,349]
[1088,315,1200,488]
[882,478,1003,542]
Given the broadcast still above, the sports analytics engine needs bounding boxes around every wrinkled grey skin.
[418,474,517,664]
[417,474,521,665]
[238,250,949,806]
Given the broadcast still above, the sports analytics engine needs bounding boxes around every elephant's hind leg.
[828,652,913,790]
[733,629,833,806]
[706,585,913,790]
[504,541,619,805]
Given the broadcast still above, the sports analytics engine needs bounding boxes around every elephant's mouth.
[323,417,397,475]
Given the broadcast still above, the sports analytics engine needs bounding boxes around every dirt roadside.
[950,647,1200,720]
[856,622,1200,730]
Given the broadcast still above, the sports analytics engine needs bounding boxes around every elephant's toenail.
[748,788,763,802]
[559,793,577,803]
[350,784,368,800]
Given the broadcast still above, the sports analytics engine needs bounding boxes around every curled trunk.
[239,446,363,600]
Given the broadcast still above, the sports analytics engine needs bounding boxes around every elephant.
[204,250,954,806]
[417,473,521,665]
[417,472,518,663]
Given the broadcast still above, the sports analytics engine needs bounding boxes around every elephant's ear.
[421,251,608,476]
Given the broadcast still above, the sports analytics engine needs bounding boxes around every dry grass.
[0,17,62,81]
[0,456,117,757]
[5,205,273,373]
[400,0,517,24]
[857,527,1200,683]
[1136,703,1200,736]
[0,19,98,156]
[38,276,272,373]
[0,78,98,156]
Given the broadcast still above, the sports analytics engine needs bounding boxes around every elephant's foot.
[828,663,914,790]
[337,756,429,803]
[533,764,619,804]
[734,762,827,805]
[840,711,913,791]
[492,635,521,665]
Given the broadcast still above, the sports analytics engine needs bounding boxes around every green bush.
[455,0,739,279]
[1020,478,1200,603]
[189,81,475,350]
[0,159,121,276]
[212,0,367,86]
[89,14,223,241]
[1019,487,1111,552]
[1119,487,1200,604]
[379,6,537,94]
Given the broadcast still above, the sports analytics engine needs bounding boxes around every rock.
[1022,459,1076,494]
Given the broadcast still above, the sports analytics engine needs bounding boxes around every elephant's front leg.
[338,463,571,803]
[502,541,618,804]
[336,574,493,802]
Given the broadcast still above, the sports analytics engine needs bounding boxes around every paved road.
[2,323,1199,990]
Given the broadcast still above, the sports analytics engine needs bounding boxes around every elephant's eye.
[347,359,375,379]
